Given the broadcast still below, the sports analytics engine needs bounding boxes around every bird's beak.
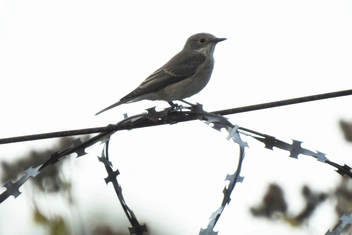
[214,37,227,43]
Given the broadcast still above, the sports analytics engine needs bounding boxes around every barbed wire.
[1,89,352,234]
[326,213,352,235]
[99,141,148,235]
[0,88,351,145]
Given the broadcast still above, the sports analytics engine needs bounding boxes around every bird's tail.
[95,100,123,115]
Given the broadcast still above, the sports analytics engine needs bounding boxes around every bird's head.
[184,33,226,54]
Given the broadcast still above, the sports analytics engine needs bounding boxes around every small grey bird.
[96,33,226,115]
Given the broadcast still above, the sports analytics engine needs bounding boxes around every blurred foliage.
[0,136,128,235]
[0,137,74,193]
[250,183,327,226]
[334,177,352,216]
[33,208,69,235]
[250,184,287,219]
[250,119,352,233]
[250,179,352,234]
[340,120,352,143]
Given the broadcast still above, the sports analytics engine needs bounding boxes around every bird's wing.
[120,52,206,102]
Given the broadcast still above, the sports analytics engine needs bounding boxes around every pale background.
[0,1,352,234]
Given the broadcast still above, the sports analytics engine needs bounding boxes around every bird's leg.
[168,101,176,107]
[168,101,183,111]
[180,99,195,106]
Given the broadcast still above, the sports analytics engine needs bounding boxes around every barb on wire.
[0,165,41,203]
[325,213,352,235]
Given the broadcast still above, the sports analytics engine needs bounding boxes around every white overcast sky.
[0,1,352,235]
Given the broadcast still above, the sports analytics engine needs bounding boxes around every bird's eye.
[199,37,206,43]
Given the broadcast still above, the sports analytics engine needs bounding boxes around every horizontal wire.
[0,88,351,145]
[214,88,352,116]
